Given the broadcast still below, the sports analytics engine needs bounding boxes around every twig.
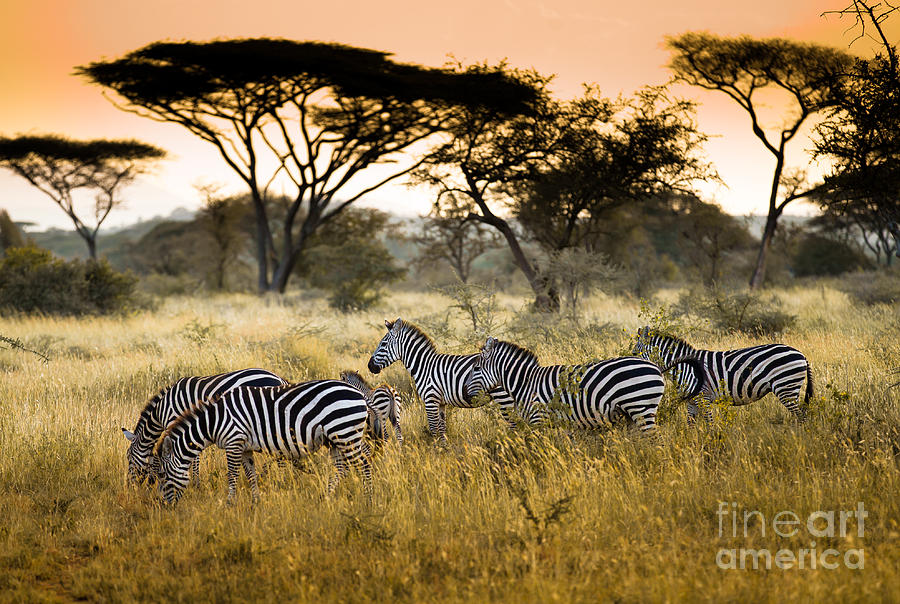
[0,335,50,363]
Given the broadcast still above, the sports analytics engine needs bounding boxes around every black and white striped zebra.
[155,380,375,504]
[463,337,708,434]
[122,368,287,484]
[367,318,514,442]
[632,326,812,423]
[340,370,403,447]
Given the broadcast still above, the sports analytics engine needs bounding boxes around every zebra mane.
[132,384,170,433]
[398,321,437,353]
[643,327,696,351]
[340,370,373,395]
[494,339,540,365]
[152,392,224,454]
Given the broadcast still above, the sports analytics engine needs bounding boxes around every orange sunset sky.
[1,0,897,231]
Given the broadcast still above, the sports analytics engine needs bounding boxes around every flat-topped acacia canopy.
[76,38,537,113]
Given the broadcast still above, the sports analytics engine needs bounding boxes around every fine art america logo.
[716,501,867,570]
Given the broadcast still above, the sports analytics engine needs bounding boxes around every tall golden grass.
[0,288,898,602]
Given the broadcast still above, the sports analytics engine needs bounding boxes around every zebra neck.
[498,357,541,402]
[397,331,437,379]
[658,339,695,362]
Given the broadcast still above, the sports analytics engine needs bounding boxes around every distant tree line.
[0,0,897,314]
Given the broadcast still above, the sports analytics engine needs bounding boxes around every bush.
[676,288,796,337]
[0,247,137,315]
[836,270,900,305]
[306,239,405,312]
[791,234,871,276]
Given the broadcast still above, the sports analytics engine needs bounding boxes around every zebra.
[340,370,403,447]
[367,318,515,442]
[632,326,812,423]
[154,380,376,504]
[122,368,287,484]
[463,337,708,434]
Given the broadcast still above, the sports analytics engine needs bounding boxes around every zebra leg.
[225,447,243,504]
[327,447,349,496]
[622,406,658,437]
[423,394,447,444]
[686,400,699,426]
[347,441,374,503]
[776,389,806,422]
[241,452,259,502]
[190,456,201,483]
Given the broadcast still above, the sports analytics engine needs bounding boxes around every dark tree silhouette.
[667,33,853,289]
[815,1,900,261]
[0,210,27,252]
[0,135,165,259]
[77,39,536,293]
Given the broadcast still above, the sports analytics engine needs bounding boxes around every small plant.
[675,288,795,337]
[435,280,502,339]
[179,318,224,348]
[508,483,574,545]
[0,335,50,363]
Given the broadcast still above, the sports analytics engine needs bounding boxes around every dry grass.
[1,288,898,602]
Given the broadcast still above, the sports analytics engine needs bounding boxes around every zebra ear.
[122,428,135,442]
[483,337,497,352]
[384,319,393,330]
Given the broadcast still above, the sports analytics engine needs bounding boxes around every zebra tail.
[805,363,814,405]
[661,355,709,401]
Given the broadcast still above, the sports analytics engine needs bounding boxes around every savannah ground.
[0,287,898,602]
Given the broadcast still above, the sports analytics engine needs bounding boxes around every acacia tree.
[415,69,710,310]
[667,33,853,288]
[77,39,535,293]
[0,135,165,259]
[814,1,900,261]
[414,195,500,283]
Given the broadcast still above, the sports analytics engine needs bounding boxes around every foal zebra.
[155,380,375,504]
[122,368,287,483]
[367,318,514,442]
[463,337,707,434]
[632,327,812,422]
[340,370,403,447]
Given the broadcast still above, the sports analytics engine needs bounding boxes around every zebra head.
[122,426,155,484]
[464,336,501,401]
[156,436,190,505]
[368,318,402,374]
[631,326,653,358]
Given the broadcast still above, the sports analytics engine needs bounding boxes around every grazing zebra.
[340,370,403,447]
[632,326,812,422]
[463,337,708,434]
[122,368,287,484]
[367,318,514,442]
[155,380,375,504]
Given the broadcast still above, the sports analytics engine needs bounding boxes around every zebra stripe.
[340,370,403,447]
[367,318,514,442]
[155,380,374,504]
[122,368,287,484]
[632,327,812,422]
[463,337,671,434]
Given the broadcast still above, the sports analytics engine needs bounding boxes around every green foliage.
[791,233,871,276]
[836,270,900,305]
[434,280,502,339]
[0,247,137,316]
[0,210,27,252]
[307,239,405,312]
[675,288,796,337]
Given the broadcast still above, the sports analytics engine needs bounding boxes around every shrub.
[0,247,136,315]
[306,239,405,312]
[676,288,796,337]
[791,234,871,276]
[836,270,900,306]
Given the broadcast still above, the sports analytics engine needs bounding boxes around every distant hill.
[25,208,196,262]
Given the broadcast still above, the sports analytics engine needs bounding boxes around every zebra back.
[124,368,286,483]
[156,380,373,503]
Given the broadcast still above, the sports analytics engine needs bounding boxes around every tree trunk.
[475,213,559,311]
[250,192,270,293]
[748,213,779,290]
[84,234,97,260]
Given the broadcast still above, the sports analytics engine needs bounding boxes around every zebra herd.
[124,318,813,504]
